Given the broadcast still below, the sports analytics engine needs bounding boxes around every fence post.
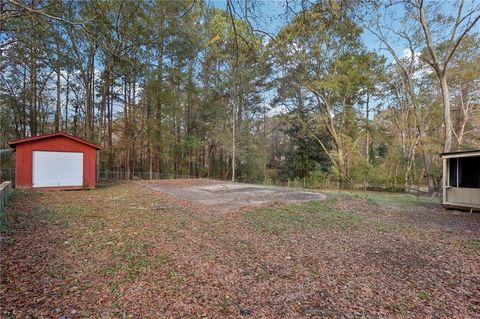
[0,181,13,213]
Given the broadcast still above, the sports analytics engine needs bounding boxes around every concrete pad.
[137,179,326,210]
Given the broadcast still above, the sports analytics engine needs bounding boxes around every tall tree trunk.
[55,50,61,132]
[85,46,96,141]
[365,92,370,162]
[64,71,69,131]
[21,63,27,137]
[73,102,78,134]
[440,74,453,152]
[418,127,435,192]
[231,85,237,182]
[98,65,111,144]
[156,45,164,175]
[123,75,130,177]
[29,13,37,136]
[455,83,470,148]
[108,83,114,169]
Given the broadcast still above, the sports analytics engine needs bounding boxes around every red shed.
[8,132,101,189]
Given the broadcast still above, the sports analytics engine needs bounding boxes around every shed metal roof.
[440,149,480,158]
[8,132,102,150]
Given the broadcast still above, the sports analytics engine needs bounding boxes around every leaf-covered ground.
[1,182,479,318]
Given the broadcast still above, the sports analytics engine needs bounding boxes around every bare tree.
[411,0,480,152]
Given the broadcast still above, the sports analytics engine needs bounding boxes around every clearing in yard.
[136,179,327,210]
[0,180,479,318]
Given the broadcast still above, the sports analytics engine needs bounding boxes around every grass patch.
[218,297,233,315]
[0,207,9,232]
[417,290,429,300]
[0,191,30,233]
[462,238,480,254]
[1,191,55,233]
[37,206,56,221]
[105,240,173,281]
[244,200,365,235]
[327,190,439,206]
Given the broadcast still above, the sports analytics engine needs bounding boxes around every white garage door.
[33,151,83,187]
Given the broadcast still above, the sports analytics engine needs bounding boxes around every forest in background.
[1,0,479,191]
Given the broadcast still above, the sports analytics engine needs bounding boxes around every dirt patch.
[137,179,327,211]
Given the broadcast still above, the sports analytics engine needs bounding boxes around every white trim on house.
[440,150,480,159]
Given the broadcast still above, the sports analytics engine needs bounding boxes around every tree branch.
[8,0,94,26]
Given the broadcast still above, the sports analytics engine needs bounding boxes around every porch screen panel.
[449,158,458,187]
[458,156,480,188]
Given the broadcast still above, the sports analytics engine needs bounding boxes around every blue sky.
[208,0,404,60]
[207,0,392,116]
[209,0,480,63]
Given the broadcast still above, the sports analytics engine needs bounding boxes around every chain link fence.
[97,171,204,181]
[97,170,439,197]
[0,168,438,197]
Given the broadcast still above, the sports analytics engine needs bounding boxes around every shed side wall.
[446,187,480,207]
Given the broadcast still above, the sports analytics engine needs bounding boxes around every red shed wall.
[15,136,97,188]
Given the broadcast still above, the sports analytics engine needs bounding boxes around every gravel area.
[137,179,327,210]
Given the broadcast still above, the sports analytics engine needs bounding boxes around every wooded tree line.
[1,0,479,191]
